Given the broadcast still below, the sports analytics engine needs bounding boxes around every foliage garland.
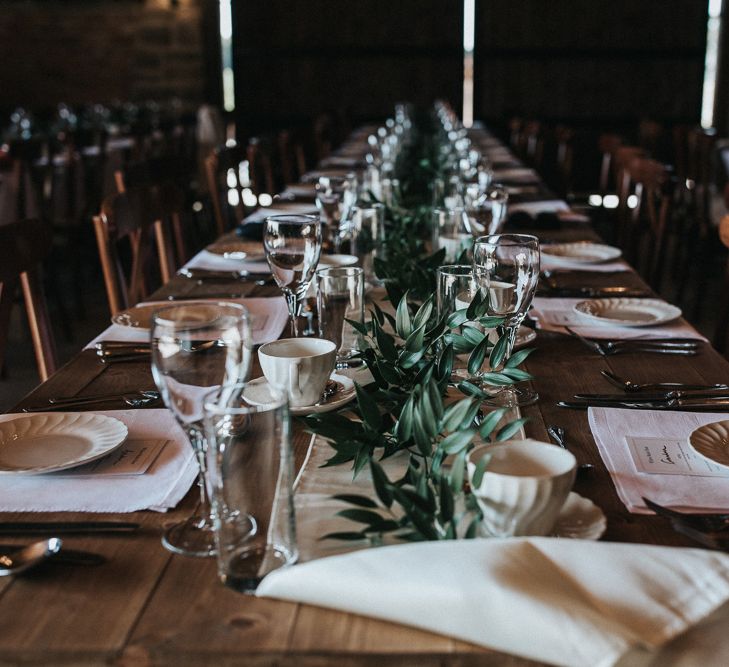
[304,114,534,542]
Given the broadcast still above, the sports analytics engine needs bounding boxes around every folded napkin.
[184,249,269,275]
[589,407,729,513]
[492,167,540,183]
[242,203,318,224]
[258,537,729,667]
[541,255,630,273]
[0,409,196,512]
[85,297,289,349]
[530,297,707,341]
[509,199,571,216]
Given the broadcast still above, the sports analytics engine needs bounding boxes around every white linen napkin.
[183,249,270,274]
[257,537,729,667]
[589,407,729,513]
[530,297,707,341]
[541,256,631,273]
[243,202,319,224]
[492,167,540,183]
[85,297,289,349]
[510,199,571,215]
[0,409,196,512]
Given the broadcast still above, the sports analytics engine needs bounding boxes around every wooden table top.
[2,147,728,666]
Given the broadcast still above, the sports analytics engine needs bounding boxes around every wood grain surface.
[1,136,726,666]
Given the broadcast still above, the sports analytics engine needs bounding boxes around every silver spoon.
[0,538,62,576]
[600,370,729,393]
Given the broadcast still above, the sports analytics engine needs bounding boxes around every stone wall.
[0,0,208,111]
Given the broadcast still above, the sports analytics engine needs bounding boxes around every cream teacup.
[258,338,336,407]
[467,439,576,537]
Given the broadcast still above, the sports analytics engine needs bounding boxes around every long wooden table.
[1,136,728,666]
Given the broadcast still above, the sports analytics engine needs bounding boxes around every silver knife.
[0,521,140,534]
[558,397,729,410]
[573,390,729,402]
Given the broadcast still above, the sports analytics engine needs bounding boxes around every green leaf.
[505,346,535,368]
[458,380,490,399]
[479,372,515,386]
[447,308,469,328]
[320,531,368,541]
[496,417,529,441]
[442,398,474,432]
[376,359,402,385]
[404,322,427,353]
[500,367,533,382]
[489,333,509,369]
[370,460,393,508]
[396,397,415,442]
[478,407,507,440]
[373,320,398,363]
[355,383,381,430]
[412,299,433,330]
[413,413,433,457]
[427,380,444,421]
[372,302,385,326]
[465,290,483,320]
[449,448,467,492]
[417,386,439,438]
[353,445,372,477]
[464,517,482,539]
[440,428,476,455]
[439,476,454,523]
[331,494,378,508]
[336,508,385,525]
[471,451,491,489]
[395,294,413,339]
[467,336,490,376]
[462,325,487,346]
[345,317,368,336]
[399,349,425,369]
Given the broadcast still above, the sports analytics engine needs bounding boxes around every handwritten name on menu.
[626,436,729,478]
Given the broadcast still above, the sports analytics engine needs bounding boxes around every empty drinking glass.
[316,266,365,366]
[350,204,385,285]
[204,382,297,593]
[432,207,474,262]
[469,184,508,235]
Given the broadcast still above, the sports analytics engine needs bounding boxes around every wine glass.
[315,176,355,252]
[472,234,540,404]
[151,302,252,557]
[264,214,322,337]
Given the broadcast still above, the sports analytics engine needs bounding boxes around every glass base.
[481,385,539,407]
[162,514,217,558]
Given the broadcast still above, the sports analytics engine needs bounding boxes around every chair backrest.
[713,212,729,353]
[0,219,58,381]
[92,186,173,316]
[278,129,307,185]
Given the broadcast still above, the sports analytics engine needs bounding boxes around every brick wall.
[0,0,208,111]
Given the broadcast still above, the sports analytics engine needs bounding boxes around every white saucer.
[573,298,682,327]
[542,242,621,264]
[0,413,128,475]
[318,254,358,268]
[551,492,607,540]
[245,373,356,416]
[688,420,729,469]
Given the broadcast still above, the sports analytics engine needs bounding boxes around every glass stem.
[188,430,212,522]
[285,293,300,337]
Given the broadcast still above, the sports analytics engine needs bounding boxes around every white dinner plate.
[0,413,128,475]
[318,254,359,268]
[245,373,355,416]
[206,241,265,262]
[573,298,682,327]
[688,420,729,469]
[550,492,607,540]
[541,242,622,264]
[112,300,253,330]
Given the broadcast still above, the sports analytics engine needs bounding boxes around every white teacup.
[467,439,576,537]
[258,338,336,407]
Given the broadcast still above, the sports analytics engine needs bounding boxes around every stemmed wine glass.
[151,302,252,557]
[472,234,540,405]
[264,214,322,337]
[315,176,356,252]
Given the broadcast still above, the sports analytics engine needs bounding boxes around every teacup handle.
[289,360,302,401]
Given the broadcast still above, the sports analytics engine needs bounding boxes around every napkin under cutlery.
[0,409,196,512]
[588,407,729,514]
[258,537,729,667]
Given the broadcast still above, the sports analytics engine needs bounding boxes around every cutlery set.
[642,498,729,550]
[565,327,700,356]
[538,270,651,299]
[177,267,274,287]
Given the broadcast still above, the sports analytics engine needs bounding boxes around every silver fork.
[565,327,699,356]
[601,370,729,393]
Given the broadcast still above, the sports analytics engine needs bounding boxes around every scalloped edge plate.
[688,420,729,469]
[551,492,607,540]
[573,298,682,327]
[0,413,128,475]
[542,242,622,264]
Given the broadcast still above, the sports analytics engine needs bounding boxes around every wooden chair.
[622,157,674,290]
[92,186,174,316]
[713,209,729,353]
[205,139,274,237]
[0,219,58,381]
[277,129,307,185]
